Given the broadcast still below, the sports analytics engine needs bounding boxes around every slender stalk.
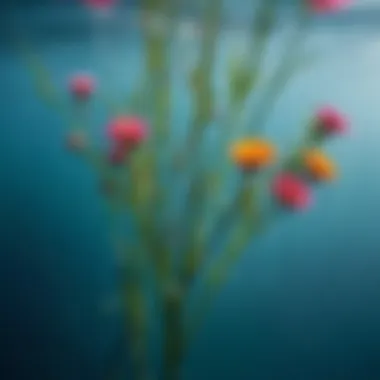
[176,0,222,283]
[162,289,185,380]
[178,0,280,289]
[246,4,312,136]
[125,281,151,380]
[137,0,180,284]
[248,0,278,65]
[186,204,271,345]
[228,0,278,112]
[101,207,151,380]
[186,222,253,344]
[18,40,64,113]
[181,172,252,288]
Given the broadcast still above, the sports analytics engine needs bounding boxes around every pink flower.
[308,0,351,13]
[69,74,95,100]
[84,0,116,9]
[315,106,348,134]
[107,116,148,147]
[272,173,312,210]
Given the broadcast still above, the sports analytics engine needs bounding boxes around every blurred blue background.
[1,1,380,379]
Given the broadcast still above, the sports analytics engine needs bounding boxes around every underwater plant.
[21,0,352,379]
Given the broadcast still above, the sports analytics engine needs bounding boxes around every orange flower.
[303,149,337,181]
[230,139,276,171]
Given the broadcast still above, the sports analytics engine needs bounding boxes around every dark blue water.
[1,2,380,380]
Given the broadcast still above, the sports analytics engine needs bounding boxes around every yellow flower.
[303,149,337,181]
[230,139,276,170]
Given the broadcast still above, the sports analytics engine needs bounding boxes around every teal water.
[1,3,380,380]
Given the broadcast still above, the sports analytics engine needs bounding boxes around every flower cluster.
[230,105,348,210]
[228,0,352,210]
[66,74,148,161]
[65,0,352,205]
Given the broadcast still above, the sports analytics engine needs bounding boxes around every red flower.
[272,173,312,210]
[107,116,148,165]
[107,116,148,147]
[69,74,95,100]
[315,106,348,134]
[308,0,351,13]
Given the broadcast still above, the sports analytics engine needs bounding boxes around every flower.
[107,116,148,147]
[230,139,276,171]
[315,105,348,135]
[272,172,312,210]
[69,74,95,100]
[303,149,337,181]
[107,116,148,166]
[84,0,116,9]
[66,130,88,152]
[307,0,351,13]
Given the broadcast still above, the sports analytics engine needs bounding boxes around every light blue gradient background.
[1,2,380,379]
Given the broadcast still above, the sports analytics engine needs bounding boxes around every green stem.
[102,215,151,380]
[162,291,185,380]
[125,281,151,380]
[180,173,251,288]
[19,39,69,119]
[249,0,278,64]
[186,177,265,343]
[186,221,253,344]
[247,5,312,136]
[138,0,179,283]
[175,0,222,277]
